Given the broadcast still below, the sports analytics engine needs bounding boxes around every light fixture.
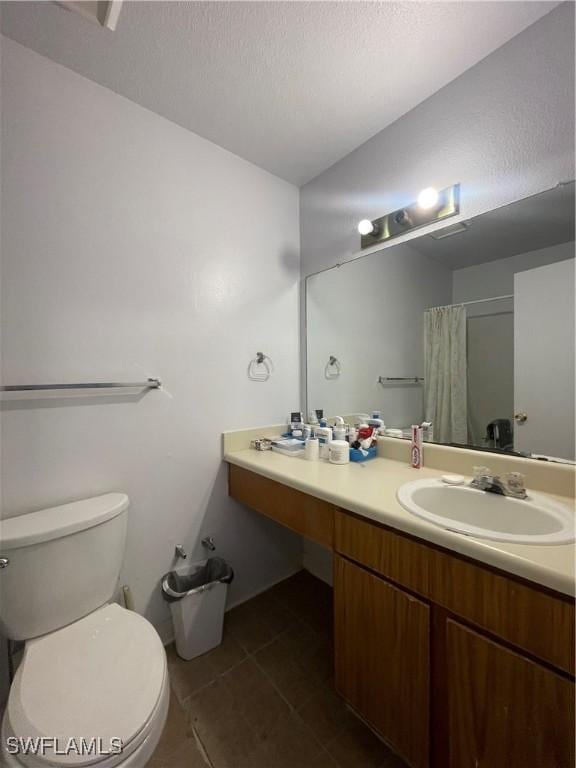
[357,219,375,236]
[417,187,439,210]
[357,183,460,248]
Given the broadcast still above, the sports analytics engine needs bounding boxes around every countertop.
[225,448,576,597]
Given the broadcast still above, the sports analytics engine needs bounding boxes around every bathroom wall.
[300,2,575,280]
[306,241,451,422]
[0,38,303,648]
[452,241,575,303]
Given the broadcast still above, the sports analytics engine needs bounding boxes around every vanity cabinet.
[334,555,430,768]
[228,465,575,768]
[334,509,575,768]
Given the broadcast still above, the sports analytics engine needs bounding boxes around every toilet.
[0,494,169,767]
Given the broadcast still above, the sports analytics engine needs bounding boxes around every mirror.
[305,183,575,462]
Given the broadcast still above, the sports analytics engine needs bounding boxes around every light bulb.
[357,219,375,236]
[417,187,439,210]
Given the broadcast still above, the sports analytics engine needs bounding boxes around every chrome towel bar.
[378,376,424,384]
[1,378,161,392]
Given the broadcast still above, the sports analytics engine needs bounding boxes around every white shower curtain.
[424,305,468,444]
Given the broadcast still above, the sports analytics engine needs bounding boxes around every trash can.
[161,557,234,660]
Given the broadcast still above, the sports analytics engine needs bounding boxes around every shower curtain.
[424,305,468,444]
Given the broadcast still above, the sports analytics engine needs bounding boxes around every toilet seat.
[4,604,167,767]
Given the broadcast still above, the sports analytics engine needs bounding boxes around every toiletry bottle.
[410,425,423,468]
[316,425,332,459]
[333,416,346,442]
[290,411,304,437]
[304,436,319,461]
[329,440,350,465]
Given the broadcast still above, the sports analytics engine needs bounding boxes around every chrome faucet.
[470,467,527,499]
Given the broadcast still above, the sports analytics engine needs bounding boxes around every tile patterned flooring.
[149,570,406,768]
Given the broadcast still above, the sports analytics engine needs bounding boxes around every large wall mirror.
[305,183,575,463]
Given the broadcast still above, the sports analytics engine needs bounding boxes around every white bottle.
[333,416,346,442]
[333,425,346,441]
[304,437,319,461]
[316,426,332,459]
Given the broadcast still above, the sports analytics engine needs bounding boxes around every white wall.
[300,3,575,279]
[466,312,514,447]
[306,242,451,423]
[452,241,575,303]
[0,38,303,648]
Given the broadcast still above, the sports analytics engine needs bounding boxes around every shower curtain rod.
[431,294,513,310]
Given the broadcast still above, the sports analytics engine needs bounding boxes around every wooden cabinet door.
[446,620,575,768]
[334,555,430,768]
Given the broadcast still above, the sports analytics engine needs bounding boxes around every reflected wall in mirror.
[306,183,575,462]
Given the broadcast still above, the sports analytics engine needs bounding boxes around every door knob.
[514,412,528,423]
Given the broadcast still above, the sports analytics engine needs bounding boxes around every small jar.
[329,440,350,465]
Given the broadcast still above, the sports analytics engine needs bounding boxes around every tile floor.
[149,570,406,768]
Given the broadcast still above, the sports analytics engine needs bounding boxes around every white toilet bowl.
[1,604,169,768]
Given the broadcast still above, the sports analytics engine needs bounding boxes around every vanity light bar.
[358,183,460,249]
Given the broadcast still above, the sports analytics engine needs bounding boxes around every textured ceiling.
[0,1,560,185]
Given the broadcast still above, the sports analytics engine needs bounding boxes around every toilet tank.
[0,493,129,640]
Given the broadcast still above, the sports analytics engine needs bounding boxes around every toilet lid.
[8,603,166,767]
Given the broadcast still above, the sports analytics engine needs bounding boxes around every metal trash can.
[161,557,234,660]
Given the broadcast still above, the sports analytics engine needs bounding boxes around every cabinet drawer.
[335,510,574,675]
[229,464,334,548]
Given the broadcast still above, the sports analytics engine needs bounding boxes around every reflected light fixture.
[417,187,440,210]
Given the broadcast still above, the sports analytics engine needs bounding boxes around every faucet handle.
[470,466,496,491]
[504,472,527,499]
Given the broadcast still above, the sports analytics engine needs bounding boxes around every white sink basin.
[396,478,575,545]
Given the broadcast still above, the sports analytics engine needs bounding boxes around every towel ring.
[324,355,341,380]
[248,352,274,382]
